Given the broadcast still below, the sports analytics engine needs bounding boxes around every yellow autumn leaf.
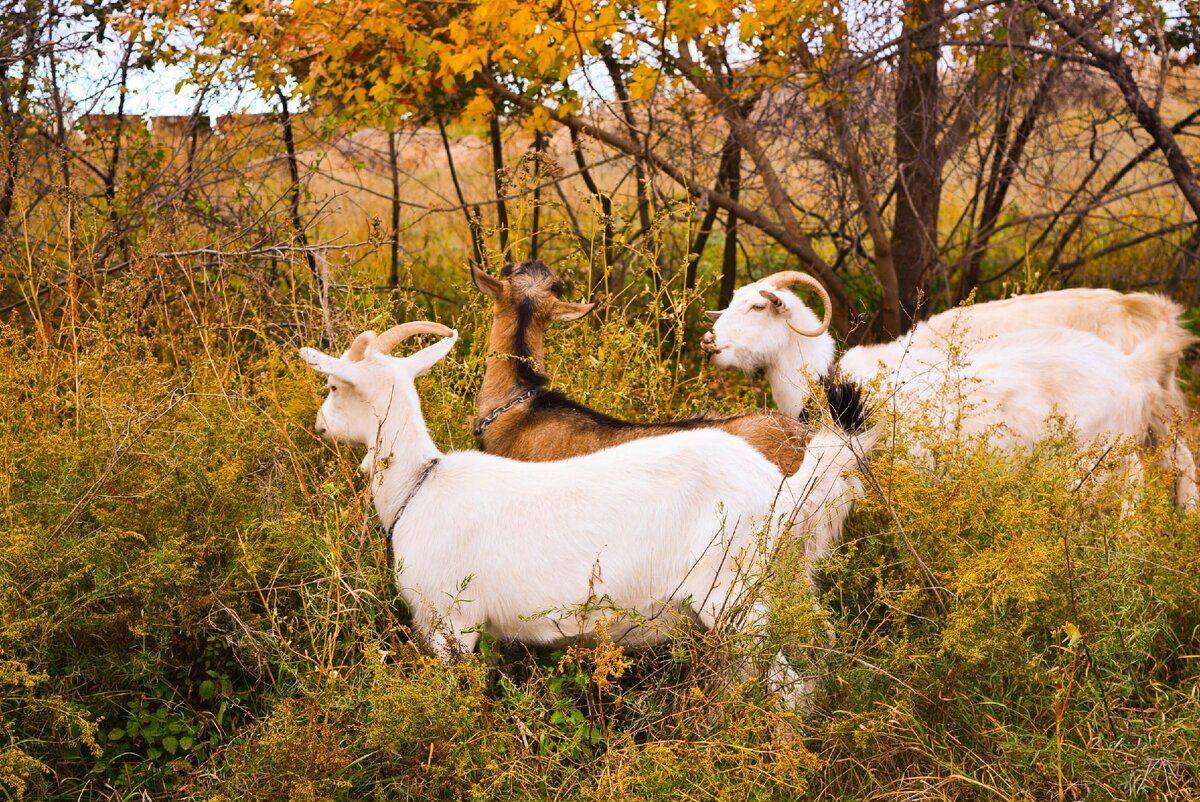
[459,91,495,127]
[526,104,552,133]
[627,62,661,101]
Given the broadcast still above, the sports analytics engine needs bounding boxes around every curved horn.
[373,321,456,354]
[764,271,832,336]
[346,331,377,361]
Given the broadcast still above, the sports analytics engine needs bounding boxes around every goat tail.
[1116,294,1196,352]
[1113,295,1196,389]
[1124,322,1194,392]
[779,386,882,567]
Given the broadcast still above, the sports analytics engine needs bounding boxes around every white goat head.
[702,271,834,373]
[301,321,459,447]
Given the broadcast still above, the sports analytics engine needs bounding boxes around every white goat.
[301,321,875,706]
[703,273,1194,505]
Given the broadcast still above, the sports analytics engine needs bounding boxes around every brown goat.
[470,259,815,475]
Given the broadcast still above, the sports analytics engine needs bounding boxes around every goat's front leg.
[696,594,818,711]
[763,650,816,711]
[415,608,479,663]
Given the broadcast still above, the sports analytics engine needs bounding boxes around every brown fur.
[472,260,813,475]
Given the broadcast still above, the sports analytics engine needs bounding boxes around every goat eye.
[750,303,766,311]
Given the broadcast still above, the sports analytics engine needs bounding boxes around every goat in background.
[702,272,1195,507]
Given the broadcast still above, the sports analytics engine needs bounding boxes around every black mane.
[821,379,870,433]
[512,297,551,389]
[528,389,736,430]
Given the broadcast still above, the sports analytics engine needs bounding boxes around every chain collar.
[472,388,539,446]
[387,458,440,540]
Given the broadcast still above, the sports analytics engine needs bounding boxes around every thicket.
[2,204,1199,800]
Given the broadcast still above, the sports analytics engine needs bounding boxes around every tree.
[146,0,1200,338]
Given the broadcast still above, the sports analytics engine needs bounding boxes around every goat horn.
[373,321,456,354]
[763,271,832,336]
[346,331,377,362]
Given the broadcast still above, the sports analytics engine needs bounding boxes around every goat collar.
[472,388,539,446]
[387,457,440,537]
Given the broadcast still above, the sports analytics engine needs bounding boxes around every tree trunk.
[275,86,322,292]
[530,130,544,260]
[436,115,484,268]
[601,47,665,293]
[959,65,1057,298]
[890,0,945,329]
[569,126,614,279]
[0,4,37,231]
[388,128,401,287]
[719,142,741,310]
[684,133,737,293]
[489,114,510,261]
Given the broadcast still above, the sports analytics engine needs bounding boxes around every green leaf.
[199,680,216,701]
[107,727,125,741]
[179,736,194,751]
[162,736,178,755]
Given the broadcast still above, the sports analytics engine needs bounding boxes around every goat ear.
[704,310,723,322]
[301,347,358,385]
[404,331,460,377]
[759,289,786,312]
[550,299,596,322]
[470,264,503,299]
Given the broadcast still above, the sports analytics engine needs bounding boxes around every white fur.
[301,330,875,706]
[707,281,1195,507]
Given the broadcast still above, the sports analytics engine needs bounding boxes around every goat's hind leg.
[1167,437,1199,511]
[1149,394,1198,511]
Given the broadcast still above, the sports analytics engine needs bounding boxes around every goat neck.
[365,379,442,528]
[764,327,837,418]
[478,298,551,416]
